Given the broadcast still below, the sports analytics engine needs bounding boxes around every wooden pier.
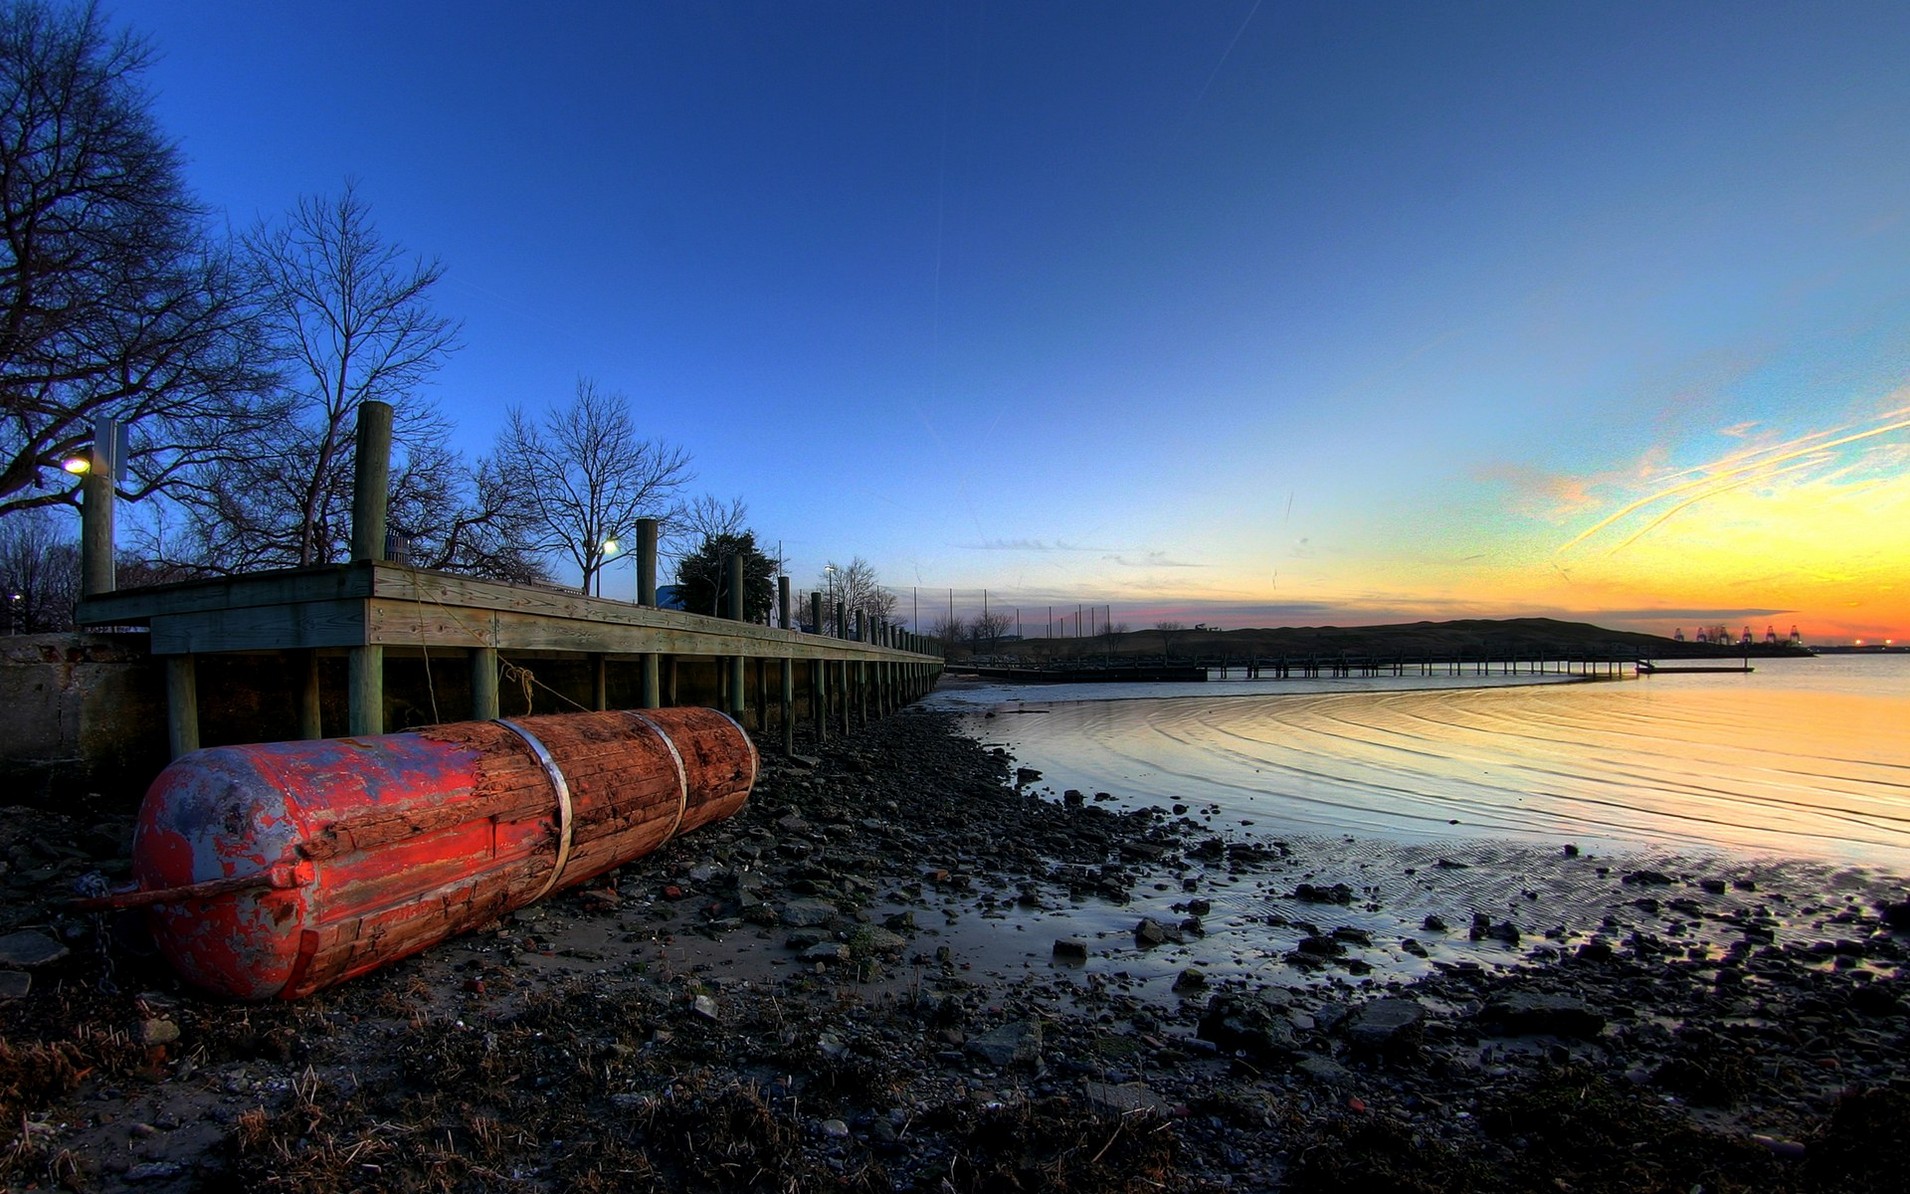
[75,562,942,759]
[67,399,941,760]
[1203,653,1640,679]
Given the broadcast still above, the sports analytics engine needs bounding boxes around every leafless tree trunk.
[490,379,693,594]
[243,182,462,566]
[818,557,896,632]
[153,183,503,576]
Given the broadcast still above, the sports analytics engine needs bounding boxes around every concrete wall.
[0,632,169,807]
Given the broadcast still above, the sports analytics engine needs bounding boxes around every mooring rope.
[408,576,593,718]
[414,587,442,726]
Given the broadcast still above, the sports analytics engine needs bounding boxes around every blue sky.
[130,1,1910,639]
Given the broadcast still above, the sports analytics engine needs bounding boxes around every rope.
[415,587,441,726]
[501,661,537,716]
[406,574,613,719]
[499,660,594,717]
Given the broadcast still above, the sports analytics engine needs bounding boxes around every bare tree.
[1154,619,1185,658]
[929,614,966,650]
[0,1,277,522]
[672,494,749,544]
[967,610,1012,654]
[388,438,547,583]
[491,379,693,593]
[0,509,77,631]
[158,183,479,573]
[241,182,461,565]
[817,556,895,634]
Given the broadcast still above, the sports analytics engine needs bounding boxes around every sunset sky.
[129,1,1910,642]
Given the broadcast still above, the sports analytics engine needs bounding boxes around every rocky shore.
[4,706,1909,1191]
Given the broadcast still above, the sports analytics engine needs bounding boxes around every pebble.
[0,929,67,968]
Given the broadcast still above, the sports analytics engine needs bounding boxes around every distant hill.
[984,617,1809,662]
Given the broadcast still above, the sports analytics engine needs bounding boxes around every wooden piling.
[346,401,393,736]
[349,401,393,564]
[778,575,794,753]
[726,554,745,719]
[637,517,660,708]
[809,592,826,739]
[79,465,115,597]
[350,645,384,736]
[472,646,499,720]
[166,655,199,758]
[298,651,323,739]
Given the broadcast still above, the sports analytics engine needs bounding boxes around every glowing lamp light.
[602,538,619,554]
[61,453,92,475]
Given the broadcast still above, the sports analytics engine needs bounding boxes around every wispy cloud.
[1475,463,1602,519]
[956,538,1101,552]
[1592,606,1794,620]
[1101,552,1207,569]
[1557,404,1910,556]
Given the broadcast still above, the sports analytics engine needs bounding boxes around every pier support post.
[726,554,746,720]
[79,465,115,597]
[638,517,660,708]
[778,575,794,755]
[350,401,393,563]
[298,651,323,739]
[472,647,499,720]
[166,655,199,759]
[349,645,384,736]
[343,400,393,737]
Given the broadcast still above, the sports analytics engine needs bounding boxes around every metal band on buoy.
[711,708,760,782]
[496,718,574,900]
[628,710,691,845]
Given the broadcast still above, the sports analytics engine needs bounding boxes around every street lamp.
[596,537,619,598]
[824,564,837,636]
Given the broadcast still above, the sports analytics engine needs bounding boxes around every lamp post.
[596,537,619,598]
[66,416,126,596]
[824,564,837,637]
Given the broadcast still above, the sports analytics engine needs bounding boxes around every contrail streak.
[1606,458,1820,555]
[1559,410,1910,554]
[1196,0,1261,105]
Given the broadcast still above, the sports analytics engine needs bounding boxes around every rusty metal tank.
[119,707,756,1000]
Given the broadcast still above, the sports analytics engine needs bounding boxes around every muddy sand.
[4,706,1910,1191]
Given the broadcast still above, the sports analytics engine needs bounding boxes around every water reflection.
[939,656,1910,867]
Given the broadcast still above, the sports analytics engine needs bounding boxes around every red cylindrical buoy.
[129,707,756,1000]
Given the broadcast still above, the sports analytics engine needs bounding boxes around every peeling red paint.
[132,708,754,1000]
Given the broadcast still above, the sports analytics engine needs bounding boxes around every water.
[929,654,1910,869]
[914,656,1910,996]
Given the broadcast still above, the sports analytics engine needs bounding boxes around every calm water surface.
[928,655,1910,869]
